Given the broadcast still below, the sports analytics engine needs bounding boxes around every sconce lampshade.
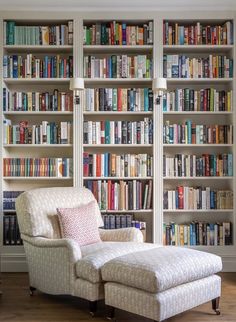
[152,77,167,93]
[70,77,84,91]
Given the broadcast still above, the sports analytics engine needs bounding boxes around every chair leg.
[106,306,115,320]
[89,300,97,317]
[212,297,220,315]
[29,286,36,296]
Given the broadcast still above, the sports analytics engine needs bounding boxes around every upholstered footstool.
[102,247,222,321]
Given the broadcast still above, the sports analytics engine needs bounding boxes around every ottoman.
[101,247,222,321]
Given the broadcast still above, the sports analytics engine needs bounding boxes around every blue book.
[13,55,18,78]
[144,88,149,111]
[228,153,233,176]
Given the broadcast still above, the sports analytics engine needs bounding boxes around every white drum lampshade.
[70,77,84,91]
[152,77,167,93]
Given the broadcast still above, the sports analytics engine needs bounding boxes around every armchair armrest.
[99,227,143,242]
[22,234,82,263]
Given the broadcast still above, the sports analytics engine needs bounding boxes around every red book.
[111,182,115,210]
[19,121,28,144]
[100,121,105,143]
[178,186,184,209]
[96,154,101,177]
[117,89,122,111]
[107,180,112,210]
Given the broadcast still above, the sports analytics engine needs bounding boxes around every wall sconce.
[152,77,167,105]
[70,77,84,105]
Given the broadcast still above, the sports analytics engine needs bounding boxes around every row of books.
[84,88,153,112]
[163,55,233,78]
[83,21,153,45]
[163,88,232,112]
[163,153,233,178]
[83,119,153,145]
[3,120,72,145]
[102,214,146,230]
[3,158,73,177]
[163,121,233,144]
[163,187,233,210]
[3,214,23,246]
[3,191,24,210]
[163,221,232,246]
[163,21,233,45]
[84,179,153,211]
[83,55,152,78]
[3,89,73,112]
[5,21,73,45]
[83,153,153,177]
[3,54,73,78]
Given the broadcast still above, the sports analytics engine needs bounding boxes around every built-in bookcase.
[0,18,74,271]
[162,19,235,249]
[82,19,154,241]
[0,12,236,272]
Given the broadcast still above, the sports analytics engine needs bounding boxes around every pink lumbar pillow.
[57,200,101,246]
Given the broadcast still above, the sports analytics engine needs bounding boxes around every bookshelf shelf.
[84,78,152,85]
[84,176,153,180]
[163,45,234,52]
[3,45,73,53]
[83,111,153,115]
[166,78,233,84]
[163,209,233,213]
[3,177,73,181]
[83,144,153,148]
[100,209,153,213]
[3,111,73,115]
[164,177,234,180]
[3,78,71,85]
[83,45,153,52]
[3,210,16,213]
[163,144,233,147]
[3,144,73,148]
[163,111,233,115]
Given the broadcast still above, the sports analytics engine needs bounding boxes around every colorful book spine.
[163,21,233,45]
[3,88,73,112]
[5,21,73,45]
[83,153,153,177]
[84,88,153,112]
[3,55,73,78]
[84,119,153,145]
[84,55,152,78]
[83,21,153,45]
[163,153,233,177]
[3,120,73,145]
[84,179,153,210]
[163,88,232,112]
[163,187,233,210]
[3,158,73,177]
[163,54,233,78]
[163,221,232,246]
[163,121,233,144]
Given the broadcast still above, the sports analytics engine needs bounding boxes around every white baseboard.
[1,254,236,273]
[1,254,28,272]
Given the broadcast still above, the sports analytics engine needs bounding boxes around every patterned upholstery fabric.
[16,187,103,238]
[101,247,222,293]
[77,242,158,283]
[99,227,144,242]
[57,201,101,246]
[105,275,221,321]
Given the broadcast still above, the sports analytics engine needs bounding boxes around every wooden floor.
[0,273,236,322]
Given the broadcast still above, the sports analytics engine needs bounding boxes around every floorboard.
[0,273,236,322]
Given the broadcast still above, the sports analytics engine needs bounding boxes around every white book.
[60,122,68,144]
[93,154,96,176]
[95,122,101,144]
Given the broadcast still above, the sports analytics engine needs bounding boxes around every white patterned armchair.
[16,187,150,313]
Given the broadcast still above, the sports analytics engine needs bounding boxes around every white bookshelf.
[0,10,235,272]
[0,15,74,272]
[162,16,235,260]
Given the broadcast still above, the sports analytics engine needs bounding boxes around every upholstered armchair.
[16,187,152,313]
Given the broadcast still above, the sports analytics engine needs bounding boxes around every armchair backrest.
[16,187,103,239]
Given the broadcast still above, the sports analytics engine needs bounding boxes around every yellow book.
[41,26,49,45]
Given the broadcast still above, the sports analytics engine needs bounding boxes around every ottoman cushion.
[101,247,222,293]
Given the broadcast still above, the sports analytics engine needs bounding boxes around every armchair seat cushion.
[76,242,158,283]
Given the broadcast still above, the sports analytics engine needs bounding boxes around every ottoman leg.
[212,297,220,315]
[106,305,115,320]
[29,286,36,296]
[89,300,97,317]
